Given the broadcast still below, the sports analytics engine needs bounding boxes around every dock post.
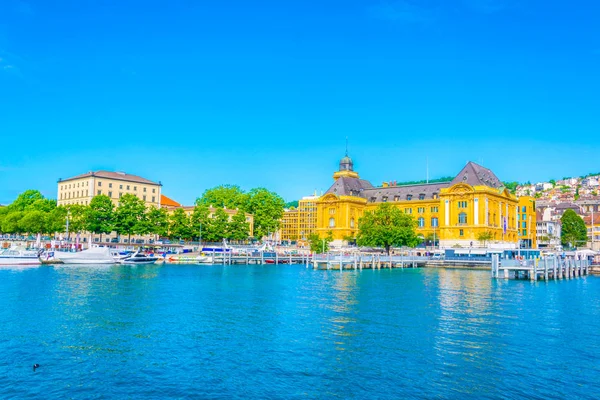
[359,255,363,270]
[261,251,264,265]
[491,254,496,278]
[354,254,357,270]
[544,257,548,281]
[289,253,292,265]
[530,259,536,281]
[275,252,278,265]
[553,257,557,280]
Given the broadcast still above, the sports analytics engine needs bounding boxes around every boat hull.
[0,257,41,266]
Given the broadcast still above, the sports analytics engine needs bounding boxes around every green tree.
[245,188,285,239]
[8,190,44,212]
[227,210,250,241]
[308,232,333,254]
[206,208,229,242]
[27,198,57,213]
[65,204,88,235]
[190,204,210,242]
[168,208,193,240]
[196,185,247,209]
[503,181,519,194]
[285,200,299,209]
[86,195,114,242]
[549,179,556,187]
[477,230,493,247]
[356,203,419,254]
[20,210,47,236]
[46,206,68,235]
[2,211,24,234]
[561,209,587,248]
[114,194,147,243]
[146,206,170,238]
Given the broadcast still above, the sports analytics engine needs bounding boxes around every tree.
[196,185,247,209]
[308,232,333,254]
[477,231,493,247]
[227,210,250,241]
[19,210,47,234]
[549,179,556,187]
[285,200,299,209]
[27,198,57,213]
[114,194,147,243]
[561,209,587,248]
[205,208,229,242]
[66,204,88,235]
[356,203,419,254]
[46,207,68,235]
[86,195,114,242]
[245,188,285,239]
[503,181,519,194]
[168,208,193,241]
[146,206,170,238]
[2,212,24,234]
[190,204,210,242]
[8,190,44,212]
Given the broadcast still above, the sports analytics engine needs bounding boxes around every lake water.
[1,264,599,399]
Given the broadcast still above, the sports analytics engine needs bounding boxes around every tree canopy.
[356,203,419,254]
[561,209,587,248]
[245,188,285,239]
[196,185,247,209]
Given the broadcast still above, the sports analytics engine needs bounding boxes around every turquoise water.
[1,265,599,399]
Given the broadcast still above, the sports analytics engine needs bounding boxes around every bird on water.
[33,364,40,372]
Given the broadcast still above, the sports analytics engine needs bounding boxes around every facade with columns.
[315,154,537,249]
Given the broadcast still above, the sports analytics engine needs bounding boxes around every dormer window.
[432,193,438,199]
[418,194,425,200]
[394,195,400,202]
[382,196,388,202]
[406,194,413,201]
[370,196,377,202]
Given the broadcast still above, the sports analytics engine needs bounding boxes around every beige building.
[57,171,162,207]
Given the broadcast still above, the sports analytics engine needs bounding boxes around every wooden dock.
[311,254,429,270]
[491,254,590,280]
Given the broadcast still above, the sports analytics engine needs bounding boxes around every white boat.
[53,247,116,264]
[121,251,159,265]
[0,248,41,266]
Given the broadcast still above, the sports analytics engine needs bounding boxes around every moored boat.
[0,248,41,266]
[53,247,116,264]
[121,251,159,265]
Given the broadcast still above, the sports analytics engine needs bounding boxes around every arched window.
[431,217,438,227]
[329,217,335,228]
[350,218,355,228]
[418,217,425,228]
[459,212,467,225]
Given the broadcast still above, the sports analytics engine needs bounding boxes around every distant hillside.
[394,176,454,186]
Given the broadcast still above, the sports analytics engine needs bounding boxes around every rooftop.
[59,170,160,185]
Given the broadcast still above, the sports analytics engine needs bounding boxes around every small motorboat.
[121,251,159,265]
[0,248,41,266]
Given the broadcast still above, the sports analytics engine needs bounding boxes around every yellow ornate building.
[315,153,537,249]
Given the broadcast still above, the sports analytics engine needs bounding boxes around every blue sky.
[1,0,599,205]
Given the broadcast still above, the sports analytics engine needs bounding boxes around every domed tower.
[333,141,359,180]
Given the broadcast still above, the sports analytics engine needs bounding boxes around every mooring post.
[553,257,557,280]
[544,257,548,281]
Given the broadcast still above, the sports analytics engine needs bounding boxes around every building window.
[405,208,412,214]
[459,229,464,236]
[120,185,123,189]
[152,188,156,193]
[458,201,468,208]
[108,191,112,198]
[329,217,335,228]
[98,182,102,187]
[431,217,438,227]
[431,206,438,212]
[418,217,425,227]
[97,190,101,195]
[109,183,112,188]
[350,218,355,228]
[419,194,425,200]
[432,193,438,199]
[522,221,527,228]
[418,207,425,213]
[127,185,130,190]
[119,193,123,198]
[458,212,467,224]
[144,187,147,192]
[133,186,137,191]
[394,195,400,202]
[406,194,413,201]
[523,229,527,236]
[152,196,155,202]
[143,195,147,201]
[522,206,527,212]
[329,208,335,215]
[382,196,388,202]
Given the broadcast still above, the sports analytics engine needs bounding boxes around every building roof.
[161,194,181,207]
[450,162,503,189]
[59,170,160,185]
[583,214,600,225]
[362,182,449,202]
[325,176,374,197]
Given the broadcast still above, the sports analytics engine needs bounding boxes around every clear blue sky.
[1,0,599,205]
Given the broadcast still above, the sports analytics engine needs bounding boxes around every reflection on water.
[0,265,599,399]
